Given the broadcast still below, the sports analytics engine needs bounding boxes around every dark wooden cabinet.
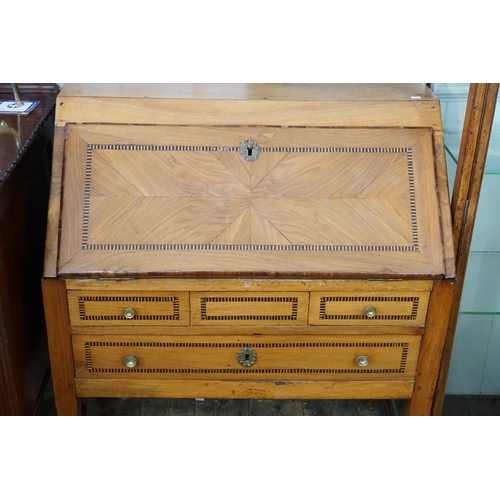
[0,83,58,415]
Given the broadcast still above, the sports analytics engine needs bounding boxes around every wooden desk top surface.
[59,83,435,101]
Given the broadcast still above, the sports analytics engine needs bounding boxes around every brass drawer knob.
[356,355,370,368]
[123,355,138,368]
[237,347,258,367]
[364,306,377,318]
[123,307,136,319]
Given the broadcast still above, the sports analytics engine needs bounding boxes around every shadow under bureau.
[42,84,456,416]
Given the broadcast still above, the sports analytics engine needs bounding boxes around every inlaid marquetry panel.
[58,125,445,277]
[190,292,309,325]
[67,291,190,326]
[82,143,416,250]
[309,291,430,325]
[72,334,421,381]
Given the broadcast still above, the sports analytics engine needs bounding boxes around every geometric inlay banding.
[83,340,410,374]
[77,295,180,321]
[199,296,299,322]
[318,296,420,321]
[81,143,419,253]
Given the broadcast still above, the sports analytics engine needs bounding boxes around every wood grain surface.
[190,291,309,326]
[42,279,80,415]
[58,83,436,101]
[75,379,415,400]
[65,278,434,292]
[43,126,65,278]
[57,125,445,278]
[42,84,455,416]
[72,333,421,381]
[56,84,441,129]
[67,290,190,326]
[309,291,430,325]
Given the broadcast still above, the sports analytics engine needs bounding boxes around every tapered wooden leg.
[406,279,455,416]
[42,278,79,415]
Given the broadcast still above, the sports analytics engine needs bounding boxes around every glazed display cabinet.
[42,84,456,415]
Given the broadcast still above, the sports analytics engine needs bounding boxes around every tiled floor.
[35,379,500,416]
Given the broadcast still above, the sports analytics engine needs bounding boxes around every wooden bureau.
[42,84,456,415]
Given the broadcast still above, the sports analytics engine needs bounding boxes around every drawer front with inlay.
[67,291,190,326]
[309,291,430,325]
[190,292,309,326]
[72,334,421,381]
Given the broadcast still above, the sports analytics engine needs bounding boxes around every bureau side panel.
[44,126,65,278]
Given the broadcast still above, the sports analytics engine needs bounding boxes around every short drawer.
[67,291,190,326]
[309,291,430,325]
[72,333,421,381]
[190,292,309,326]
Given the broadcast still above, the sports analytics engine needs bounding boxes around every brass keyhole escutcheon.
[239,138,260,162]
[237,347,257,367]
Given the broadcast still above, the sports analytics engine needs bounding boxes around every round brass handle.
[123,355,138,368]
[364,306,377,318]
[123,307,135,319]
[356,355,370,368]
[237,347,258,367]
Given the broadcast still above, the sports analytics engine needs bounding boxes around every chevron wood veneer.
[58,125,442,278]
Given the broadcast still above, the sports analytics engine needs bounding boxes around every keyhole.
[245,353,250,361]
[247,147,253,157]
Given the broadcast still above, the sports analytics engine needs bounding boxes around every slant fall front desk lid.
[57,125,447,278]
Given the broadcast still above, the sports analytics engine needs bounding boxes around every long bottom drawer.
[73,334,421,381]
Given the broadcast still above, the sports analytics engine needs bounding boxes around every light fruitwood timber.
[58,83,436,101]
[309,291,430,326]
[73,333,420,381]
[405,279,455,415]
[432,83,499,415]
[55,83,442,129]
[75,379,415,400]
[42,278,79,416]
[432,130,456,279]
[67,290,190,326]
[42,84,456,416]
[190,291,309,326]
[43,126,65,278]
[70,325,425,337]
[55,99,442,129]
[58,125,445,278]
[58,130,88,271]
[65,278,434,293]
